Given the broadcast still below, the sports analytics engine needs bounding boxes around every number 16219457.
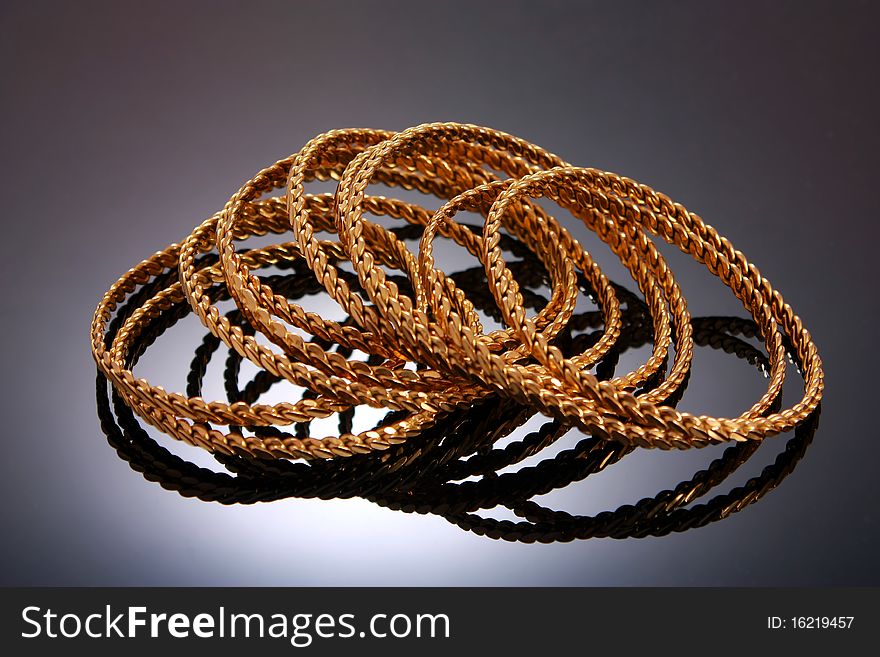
[767,617,854,630]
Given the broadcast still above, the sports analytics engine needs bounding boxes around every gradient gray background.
[1,0,877,585]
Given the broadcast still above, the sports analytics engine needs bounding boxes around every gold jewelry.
[90,122,823,460]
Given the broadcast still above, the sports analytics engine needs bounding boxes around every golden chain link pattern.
[90,122,824,460]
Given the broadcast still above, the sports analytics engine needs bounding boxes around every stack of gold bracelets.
[91,122,824,464]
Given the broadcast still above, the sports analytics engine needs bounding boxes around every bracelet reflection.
[95,226,820,544]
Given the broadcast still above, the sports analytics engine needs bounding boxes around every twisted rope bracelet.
[90,122,823,460]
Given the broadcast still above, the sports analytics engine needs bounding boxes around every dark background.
[1,0,877,585]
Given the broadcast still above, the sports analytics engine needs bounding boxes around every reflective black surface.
[1,0,876,585]
[96,247,820,544]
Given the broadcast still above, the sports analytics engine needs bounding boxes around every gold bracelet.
[90,122,823,460]
[332,124,821,447]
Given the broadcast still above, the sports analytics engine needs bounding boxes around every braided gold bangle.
[331,124,820,447]
[90,121,823,461]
